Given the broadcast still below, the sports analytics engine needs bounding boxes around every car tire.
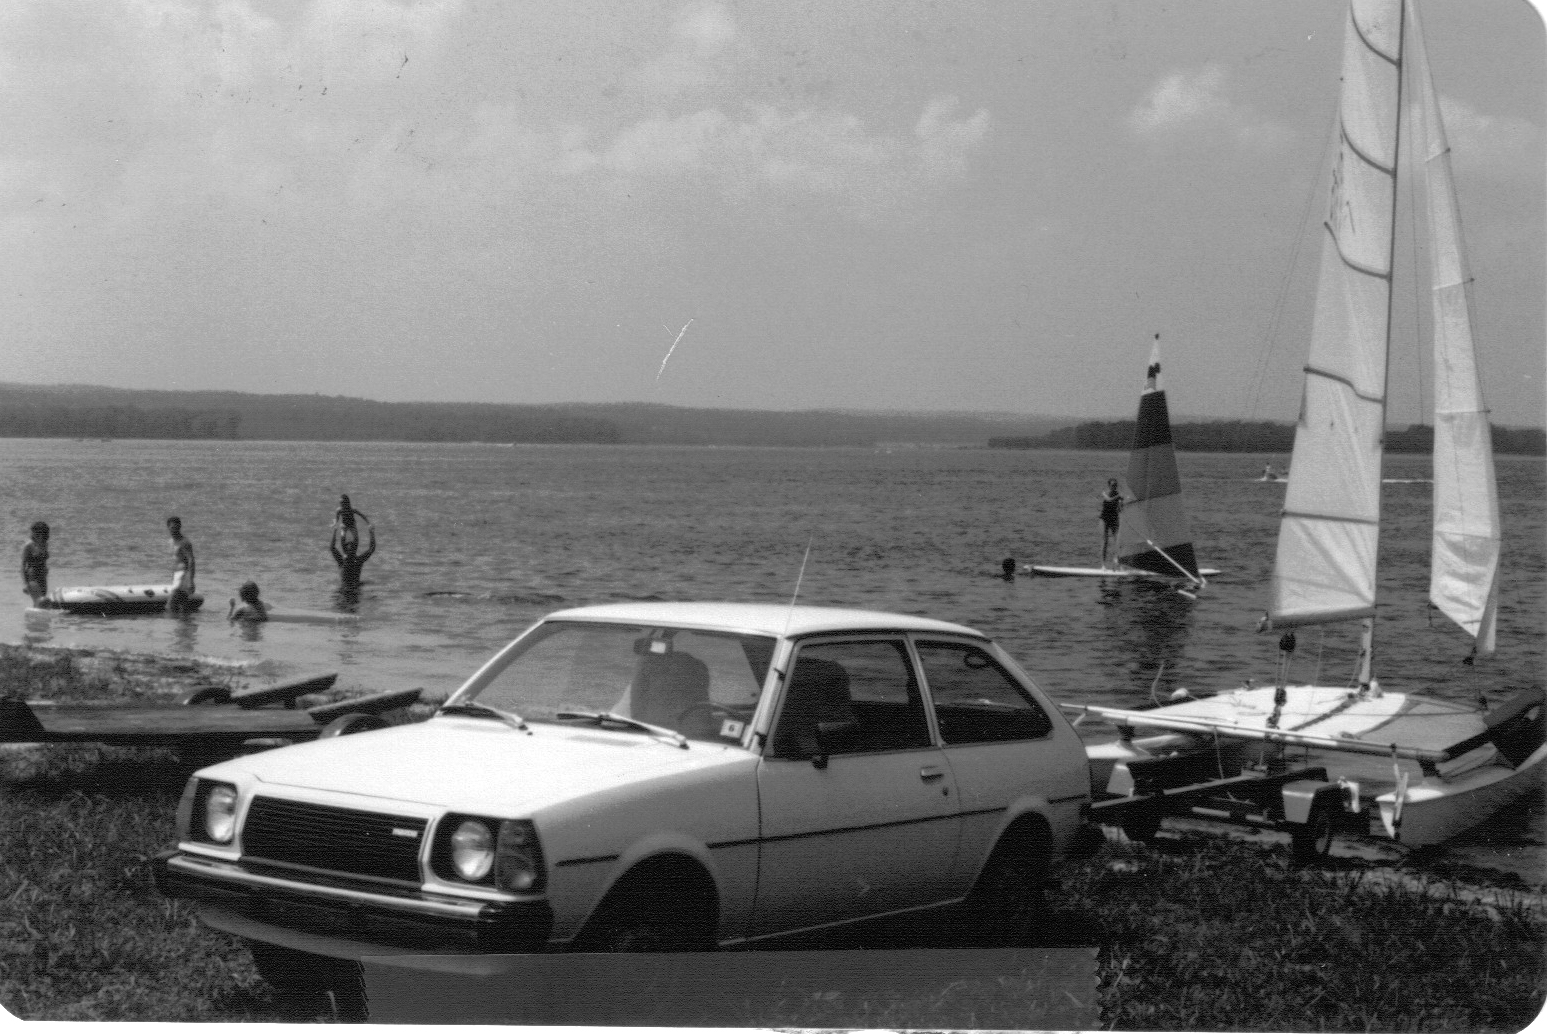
[249,943,367,1022]
[963,845,1047,946]
[586,910,713,953]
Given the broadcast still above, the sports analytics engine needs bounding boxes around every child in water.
[332,494,370,552]
[228,581,269,622]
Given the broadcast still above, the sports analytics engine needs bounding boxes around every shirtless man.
[1099,479,1123,569]
[21,521,50,607]
[166,516,197,613]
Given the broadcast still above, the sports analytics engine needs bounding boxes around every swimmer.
[22,521,50,607]
[1000,557,1016,582]
[166,516,197,614]
[228,581,269,622]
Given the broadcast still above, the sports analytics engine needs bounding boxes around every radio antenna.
[784,535,814,634]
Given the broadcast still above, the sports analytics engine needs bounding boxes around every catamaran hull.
[1377,742,1547,847]
[1070,684,1544,849]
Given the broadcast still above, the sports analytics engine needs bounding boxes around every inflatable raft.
[46,584,205,615]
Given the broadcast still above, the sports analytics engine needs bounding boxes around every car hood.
[216,716,751,815]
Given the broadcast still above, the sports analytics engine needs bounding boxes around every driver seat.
[629,652,711,730]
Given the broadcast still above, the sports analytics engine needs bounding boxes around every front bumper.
[154,850,553,956]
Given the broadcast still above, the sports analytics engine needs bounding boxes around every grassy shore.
[1,644,1543,1028]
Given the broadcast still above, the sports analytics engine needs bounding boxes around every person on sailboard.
[228,580,269,622]
[166,516,197,614]
[1099,479,1123,569]
[21,521,50,607]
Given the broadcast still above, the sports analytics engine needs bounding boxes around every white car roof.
[542,601,985,640]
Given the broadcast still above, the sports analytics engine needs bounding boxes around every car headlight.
[450,819,495,881]
[203,783,239,843]
[435,815,545,891]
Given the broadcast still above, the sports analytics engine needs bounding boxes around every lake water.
[2,438,1542,878]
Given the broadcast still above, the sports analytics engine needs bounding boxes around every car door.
[749,637,960,939]
[914,637,1086,893]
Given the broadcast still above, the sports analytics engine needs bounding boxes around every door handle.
[919,767,944,782]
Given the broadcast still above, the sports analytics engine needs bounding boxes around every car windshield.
[462,621,776,743]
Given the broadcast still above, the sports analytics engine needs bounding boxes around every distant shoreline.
[0,383,1540,454]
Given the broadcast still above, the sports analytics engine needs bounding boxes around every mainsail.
[1410,0,1501,655]
[1268,0,1402,628]
[1116,336,1200,579]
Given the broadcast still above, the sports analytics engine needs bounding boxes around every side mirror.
[809,718,859,769]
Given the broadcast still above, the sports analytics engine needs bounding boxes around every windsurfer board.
[241,607,359,625]
[46,584,204,615]
[1028,564,1221,580]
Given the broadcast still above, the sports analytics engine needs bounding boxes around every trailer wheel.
[1120,804,1163,843]
[1290,803,1336,864]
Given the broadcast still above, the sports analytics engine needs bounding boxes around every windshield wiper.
[554,710,689,749]
[438,701,529,731]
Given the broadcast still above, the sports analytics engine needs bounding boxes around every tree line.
[990,420,1546,455]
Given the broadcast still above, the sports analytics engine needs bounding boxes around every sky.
[2,0,1543,426]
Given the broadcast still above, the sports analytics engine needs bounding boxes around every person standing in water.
[1099,479,1124,569]
[332,494,370,553]
[22,521,50,607]
[330,523,376,586]
[166,516,197,613]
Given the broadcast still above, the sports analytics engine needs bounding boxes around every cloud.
[1436,95,1543,181]
[1129,63,1291,150]
[579,96,989,215]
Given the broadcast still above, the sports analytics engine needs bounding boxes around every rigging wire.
[1243,99,1342,421]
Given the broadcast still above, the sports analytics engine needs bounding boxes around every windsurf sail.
[1115,335,1200,580]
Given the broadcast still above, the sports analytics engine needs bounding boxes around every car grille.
[241,796,427,884]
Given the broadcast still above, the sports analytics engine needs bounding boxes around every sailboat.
[1064,0,1545,850]
[1030,336,1220,587]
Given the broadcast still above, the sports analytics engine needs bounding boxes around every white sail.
[1409,1,1502,655]
[1268,0,1402,628]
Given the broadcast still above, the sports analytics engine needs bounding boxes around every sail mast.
[1267,0,1404,666]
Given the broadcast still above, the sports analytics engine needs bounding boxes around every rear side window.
[916,641,1052,744]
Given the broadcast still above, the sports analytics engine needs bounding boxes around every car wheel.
[964,845,1047,946]
[249,943,367,1022]
[582,909,713,953]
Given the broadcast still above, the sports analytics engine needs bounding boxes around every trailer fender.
[1280,780,1344,825]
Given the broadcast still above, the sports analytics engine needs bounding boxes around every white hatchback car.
[155,601,1091,992]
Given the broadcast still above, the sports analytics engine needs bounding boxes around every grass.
[1,644,1544,1027]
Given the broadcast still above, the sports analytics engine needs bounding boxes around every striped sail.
[1268,0,1402,628]
[1116,337,1199,578]
[1410,1,1501,654]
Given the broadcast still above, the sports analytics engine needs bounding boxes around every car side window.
[916,640,1052,744]
[769,639,932,758]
